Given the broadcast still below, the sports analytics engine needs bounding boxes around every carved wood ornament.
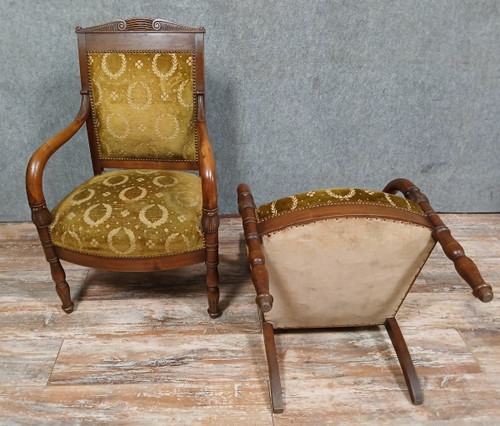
[76,18,205,33]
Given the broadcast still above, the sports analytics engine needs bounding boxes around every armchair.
[26,18,221,318]
[237,180,493,413]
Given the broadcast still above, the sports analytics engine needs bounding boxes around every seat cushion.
[256,187,424,222]
[49,169,204,258]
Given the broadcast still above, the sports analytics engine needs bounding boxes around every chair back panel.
[87,51,196,162]
[76,18,205,170]
[262,217,435,329]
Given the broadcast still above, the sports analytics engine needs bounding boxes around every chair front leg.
[202,207,221,318]
[31,202,74,313]
[383,178,493,303]
[26,94,89,313]
[237,184,273,312]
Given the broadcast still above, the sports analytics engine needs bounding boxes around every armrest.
[197,95,217,211]
[384,178,493,303]
[237,183,274,313]
[26,91,90,207]
[197,121,217,210]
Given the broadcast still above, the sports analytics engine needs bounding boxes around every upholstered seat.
[50,169,203,258]
[256,187,424,222]
[254,188,432,329]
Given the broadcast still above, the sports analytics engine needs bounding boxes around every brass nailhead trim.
[263,216,432,237]
[54,244,204,259]
[257,200,425,223]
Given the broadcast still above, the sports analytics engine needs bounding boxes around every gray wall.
[1,0,499,221]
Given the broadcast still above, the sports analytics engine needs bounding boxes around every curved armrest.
[198,121,218,210]
[384,178,493,303]
[237,183,274,313]
[197,95,217,211]
[26,92,90,207]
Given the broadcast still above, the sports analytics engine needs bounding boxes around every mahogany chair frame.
[237,180,493,413]
[26,18,221,318]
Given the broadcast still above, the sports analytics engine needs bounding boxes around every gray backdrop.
[1,0,499,221]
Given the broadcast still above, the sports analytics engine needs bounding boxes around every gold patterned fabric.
[256,188,424,222]
[49,170,204,258]
[87,51,196,161]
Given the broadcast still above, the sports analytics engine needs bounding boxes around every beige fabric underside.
[262,217,435,329]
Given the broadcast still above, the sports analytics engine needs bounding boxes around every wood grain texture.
[273,328,480,380]
[0,339,62,387]
[0,216,498,423]
[273,378,500,424]
[0,383,271,424]
[49,333,268,386]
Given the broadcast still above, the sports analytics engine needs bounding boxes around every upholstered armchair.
[26,18,221,318]
[237,180,493,413]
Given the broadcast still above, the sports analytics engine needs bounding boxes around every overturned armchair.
[237,179,493,413]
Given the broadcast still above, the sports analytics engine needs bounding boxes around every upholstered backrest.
[87,51,196,161]
[76,18,205,170]
[256,189,436,329]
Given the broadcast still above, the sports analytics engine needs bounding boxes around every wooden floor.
[0,215,498,424]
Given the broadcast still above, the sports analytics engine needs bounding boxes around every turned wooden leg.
[202,208,221,318]
[205,263,220,319]
[30,203,74,313]
[383,178,493,303]
[385,318,423,405]
[237,184,274,313]
[262,320,284,413]
[49,257,74,313]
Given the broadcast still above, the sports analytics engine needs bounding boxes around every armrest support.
[26,91,90,208]
[196,95,220,318]
[384,178,493,303]
[197,95,217,211]
[237,183,273,313]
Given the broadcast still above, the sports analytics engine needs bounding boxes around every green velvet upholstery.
[49,169,203,258]
[256,188,424,222]
[87,51,196,161]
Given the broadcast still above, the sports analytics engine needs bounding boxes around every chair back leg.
[262,321,284,413]
[385,318,423,405]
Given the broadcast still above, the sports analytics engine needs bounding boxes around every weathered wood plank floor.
[0,215,498,424]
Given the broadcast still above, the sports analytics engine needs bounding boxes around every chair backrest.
[256,189,436,329]
[76,18,206,173]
